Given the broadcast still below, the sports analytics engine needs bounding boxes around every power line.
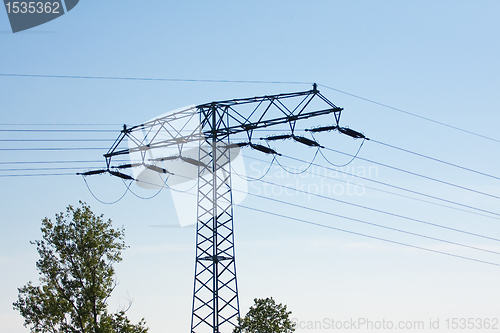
[311,134,366,168]
[242,155,500,221]
[236,189,500,254]
[237,205,500,267]
[369,139,500,181]
[2,73,498,143]
[0,148,108,151]
[78,171,500,267]
[0,173,76,177]
[77,166,500,262]
[0,73,312,85]
[0,160,119,165]
[141,166,500,246]
[273,147,320,175]
[0,123,121,126]
[244,176,500,240]
[125,179,165,200]
[0,129,117,132]
[255,154,500,218]
[0,139,115,142]
[322,146,500,200]
[75,157,500,267]
[318,83,500,144]
[0,167,100,172]
[82,176,132,205]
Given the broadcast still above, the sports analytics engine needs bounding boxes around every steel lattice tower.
[191,103,240,333]
[85,84,354,333]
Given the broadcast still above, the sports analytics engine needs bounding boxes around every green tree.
[13,202,148,333]
[235,297,296,333]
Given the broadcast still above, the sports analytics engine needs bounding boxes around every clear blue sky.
[1,1,500,332]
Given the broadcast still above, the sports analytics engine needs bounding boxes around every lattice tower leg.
[191,135,240,333]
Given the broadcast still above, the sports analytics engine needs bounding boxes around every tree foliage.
[235,297,296,333]
[13,202,148,333]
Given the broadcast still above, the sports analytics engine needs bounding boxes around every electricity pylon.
[81,84,356,333]
[190,84,344,332]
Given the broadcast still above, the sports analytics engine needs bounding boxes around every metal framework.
[191,105,239,333]
[93,84,345,333]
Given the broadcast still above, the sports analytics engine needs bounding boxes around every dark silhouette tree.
[235,297,296,333]
[13,201,148,333]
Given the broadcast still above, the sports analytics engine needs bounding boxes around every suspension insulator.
[144,164,172,174]
[181,156,209,168]
[77,169,107,176]
[305,125,338,133]
[292,135,324,148]
[261,134,292,141]
[109,170,135,180]
[338,127,366,139]
[225,142,250,149]
[250,144,281,156]
[150,155,180,162]
[115,163,142,169]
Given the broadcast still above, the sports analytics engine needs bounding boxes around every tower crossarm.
[103,86,342,163]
